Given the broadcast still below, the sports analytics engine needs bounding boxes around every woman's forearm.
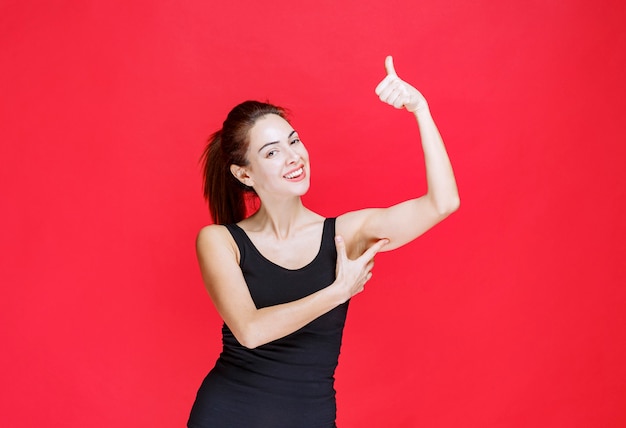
[414,106,460,215]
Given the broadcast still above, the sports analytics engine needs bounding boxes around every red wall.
[2,1,625,426]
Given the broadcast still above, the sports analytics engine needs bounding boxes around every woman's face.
[232,114,310,198]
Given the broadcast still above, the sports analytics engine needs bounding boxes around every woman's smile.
[283,165,306,181]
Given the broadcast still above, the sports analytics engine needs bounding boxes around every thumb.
[384,55,397,77]
[334,235,348,262]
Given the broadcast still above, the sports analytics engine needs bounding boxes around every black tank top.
[188,218,348,428]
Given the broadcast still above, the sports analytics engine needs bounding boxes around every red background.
[2,1,625,427]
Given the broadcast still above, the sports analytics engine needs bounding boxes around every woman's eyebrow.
[258,141,279,153]
[257,130,297,153]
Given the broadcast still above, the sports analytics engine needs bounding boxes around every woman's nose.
[286,146,300,164]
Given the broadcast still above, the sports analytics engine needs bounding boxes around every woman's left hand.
[375,56,428,113]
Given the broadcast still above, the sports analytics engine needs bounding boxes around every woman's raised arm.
[338,56,459,255]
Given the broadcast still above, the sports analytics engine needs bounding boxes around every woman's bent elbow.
[233,326,264,349]
[437,195,460,217]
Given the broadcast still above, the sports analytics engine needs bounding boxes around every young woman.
[188,56,459,428]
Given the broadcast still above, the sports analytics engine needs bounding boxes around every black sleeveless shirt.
[188,218,348,428]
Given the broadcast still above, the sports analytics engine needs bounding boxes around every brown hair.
[201,100,288,224]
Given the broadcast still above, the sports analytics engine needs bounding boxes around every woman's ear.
[230,164,254,187]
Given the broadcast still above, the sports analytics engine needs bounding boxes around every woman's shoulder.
[196,224,239,258]
[197,223,229,239]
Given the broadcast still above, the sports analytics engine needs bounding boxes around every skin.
[196,56,459,349]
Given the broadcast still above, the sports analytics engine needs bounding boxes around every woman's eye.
[266,150,277,158]
[290,138,301,145]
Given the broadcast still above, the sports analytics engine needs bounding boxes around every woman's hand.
[375,55,428,113]
[333,235,388,302]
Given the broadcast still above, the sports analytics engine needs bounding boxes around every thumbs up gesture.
[375,56,427,113]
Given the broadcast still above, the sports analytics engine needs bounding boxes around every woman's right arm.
[196,225,387,349]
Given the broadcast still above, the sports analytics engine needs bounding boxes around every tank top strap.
[320,217,337,256]
[223,223,249,267]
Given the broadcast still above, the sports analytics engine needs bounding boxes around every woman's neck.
[244,198,318,240]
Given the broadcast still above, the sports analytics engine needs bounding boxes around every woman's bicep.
[196,226,258,337]
[338,196,448,253]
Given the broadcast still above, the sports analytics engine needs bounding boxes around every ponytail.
[201,130,249,225]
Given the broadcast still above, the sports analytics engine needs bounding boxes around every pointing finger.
[385,55,397,77]
[360,238,389,262]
